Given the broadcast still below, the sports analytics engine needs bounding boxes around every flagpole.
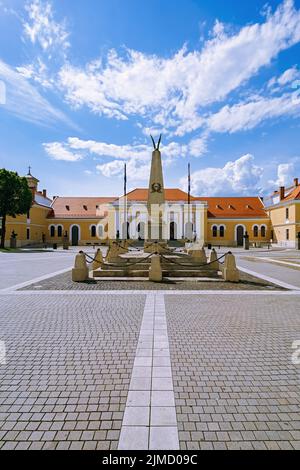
[124,163,127,240]
[188,163,191,225]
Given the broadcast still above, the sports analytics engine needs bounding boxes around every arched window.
[50,226,55,237]
[57,226,63,237]
[219,226,225,238]
[91,225,96,237]
[261,226,266,238]
[253,226,258,237]
[212,226,218,237]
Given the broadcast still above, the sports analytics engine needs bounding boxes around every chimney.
[280,186,285,200]
[42,189,47,198]
[294,178,299,187]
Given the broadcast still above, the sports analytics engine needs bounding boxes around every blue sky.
[0,0,300,197]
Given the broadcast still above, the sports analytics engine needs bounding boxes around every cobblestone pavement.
[165,294,300,450]
[1,290,300,450]
[20,270,282,291]
[0,294,145,450]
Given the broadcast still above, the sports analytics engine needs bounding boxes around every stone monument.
[146,135,166,245]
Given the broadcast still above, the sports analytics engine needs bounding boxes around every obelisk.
[147,135,165,241]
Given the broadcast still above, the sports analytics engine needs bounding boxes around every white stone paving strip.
[0,267,73,293]
[237,265,300,291]
[3,290,300,296]
[118,293,179,450]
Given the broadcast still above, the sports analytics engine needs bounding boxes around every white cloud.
[23,0,69,56]
[277,67,299,85]
[268,66,300,89]
[43,134,208,180]
[57,0,300,135]
[268,161,300,187]
[0,58,74,127]
[16,58,53,88]
[43,142,83,162]
[207,92,300,133]
[181,154,263,196]
[43,137,155,178]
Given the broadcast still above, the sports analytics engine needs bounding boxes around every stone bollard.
[72,252,89,282]
[222,252,239,282]
[106,242,121,262]
[93,248,103,270]
[191,247,207,264]
[209,248,219,270]
[149,254,163,282]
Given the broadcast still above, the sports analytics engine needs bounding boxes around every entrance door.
[236,225,244,247]
[137,222,145,240]
[170,222,177,240]
[71,225,79,246]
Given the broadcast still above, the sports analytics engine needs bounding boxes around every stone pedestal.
[149,254,162,282]
[10,237,17,249]
[221,253,239,283]
[106,242,122,262]
[63,235,69,250]
[72,252,89,282]
[144,241,168,254]
[93,249,103,270]
[190,247,207,264]
[208,248,219,270]
[244,232,250,250]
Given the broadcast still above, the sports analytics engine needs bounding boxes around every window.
[286,207,289,220]
[91,225,96,237]
[219,226,225,238]
[253,226,259,237]
[97,225,104,238]
[57,226,63,237]
[212,226,218,237]
[261,226,266,238]
[50,226,55,237]
[286,229,289,241]
[26,228,30,240]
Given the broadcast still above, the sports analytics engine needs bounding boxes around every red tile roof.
[47,191,268,219]
[282,184,300,202]
[124,188,193,202]
[194,196,267,218]
[48,197,117,219]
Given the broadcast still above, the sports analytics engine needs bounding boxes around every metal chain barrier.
[160,252,228,268]
[81,249,229,269]
[104,252,154,268]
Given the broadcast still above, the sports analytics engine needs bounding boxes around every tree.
[0,169,32,249]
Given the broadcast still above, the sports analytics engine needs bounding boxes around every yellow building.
[3,171,52,248]
[2,170,299,249]
[264,178,300,249]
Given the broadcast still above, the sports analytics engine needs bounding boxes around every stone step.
[93,269,149,278]
[93,269,218,278]
[100,262,215,271]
